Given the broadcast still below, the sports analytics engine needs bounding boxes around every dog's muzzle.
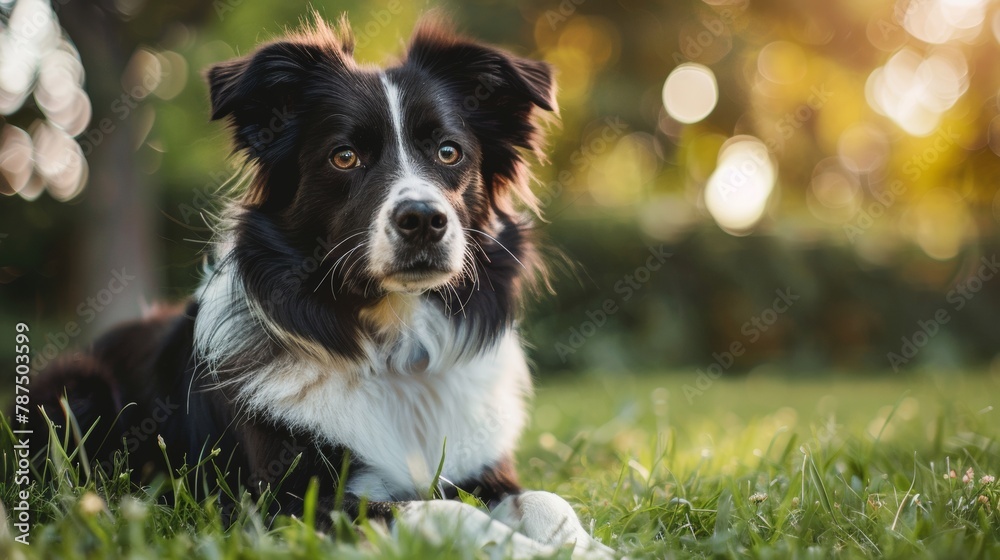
[369,181,466,292]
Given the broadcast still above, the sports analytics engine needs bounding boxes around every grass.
[3,370,1000,558]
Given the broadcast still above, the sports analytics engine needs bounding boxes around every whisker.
[338,242,372,294]
[463,228,525,271]
[312,231,368,292]
[320,231,368,266]
[448,283,467,318]
[462,246,481,293]
[331,242,370,297]
[327,240,368,285]
[466,238,495,293]
[468,235,491,264]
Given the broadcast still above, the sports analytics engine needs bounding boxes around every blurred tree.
[57,0,217,330]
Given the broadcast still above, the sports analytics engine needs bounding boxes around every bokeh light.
[35,47,91,137]
[0,124,32,195]
[757,41,807,85]
[588,133,658,207]
[988,115,1000,157]
[865,47,968,136]
[900,188,974,260]
[837,124,890,175]
[901,0,988,44]
[704,136,776,234]
[806,158,862,224]
[123,47,163,100]
[153,50,189,100]
[662,63,718,124]
[30,120,87,201]
[0,0,90,201]
[0,0,59,114]
[537,15,619,104]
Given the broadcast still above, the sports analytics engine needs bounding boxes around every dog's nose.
[392,200,448,243]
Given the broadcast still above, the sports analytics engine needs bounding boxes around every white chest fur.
[195,270,532,501]
[243,331,530,501]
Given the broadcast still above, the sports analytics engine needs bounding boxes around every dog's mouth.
[380,259,458,293]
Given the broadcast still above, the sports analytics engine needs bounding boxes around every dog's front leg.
[394,499,557,559]
[491,491,615,558]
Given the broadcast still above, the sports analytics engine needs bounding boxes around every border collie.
[29,13,613,558]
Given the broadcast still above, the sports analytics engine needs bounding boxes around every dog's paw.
[492,491,616,558]
[395,499,557,559]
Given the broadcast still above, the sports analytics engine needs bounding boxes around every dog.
[28,13,612,558]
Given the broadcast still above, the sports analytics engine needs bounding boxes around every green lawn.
[3,371,1000,558]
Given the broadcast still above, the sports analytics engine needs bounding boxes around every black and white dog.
[30,14,612,558]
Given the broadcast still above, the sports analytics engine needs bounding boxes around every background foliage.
[2,0,1000,376]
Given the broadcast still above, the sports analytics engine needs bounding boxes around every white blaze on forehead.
[377,72,445,207]
[368,72,467,291]
[380,72,415,176]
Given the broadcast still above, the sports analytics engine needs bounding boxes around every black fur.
[24,14,554,527]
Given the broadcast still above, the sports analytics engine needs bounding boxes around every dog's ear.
[406,18,558,211]
[406,18,557,135]
[205,15,355,208]
[407,32,555,112]
[206,41,327,166]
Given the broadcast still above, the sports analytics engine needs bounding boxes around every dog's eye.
[331,147,360,170]
[436,142,462,165]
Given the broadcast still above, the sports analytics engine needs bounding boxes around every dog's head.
[207,15,556,296]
